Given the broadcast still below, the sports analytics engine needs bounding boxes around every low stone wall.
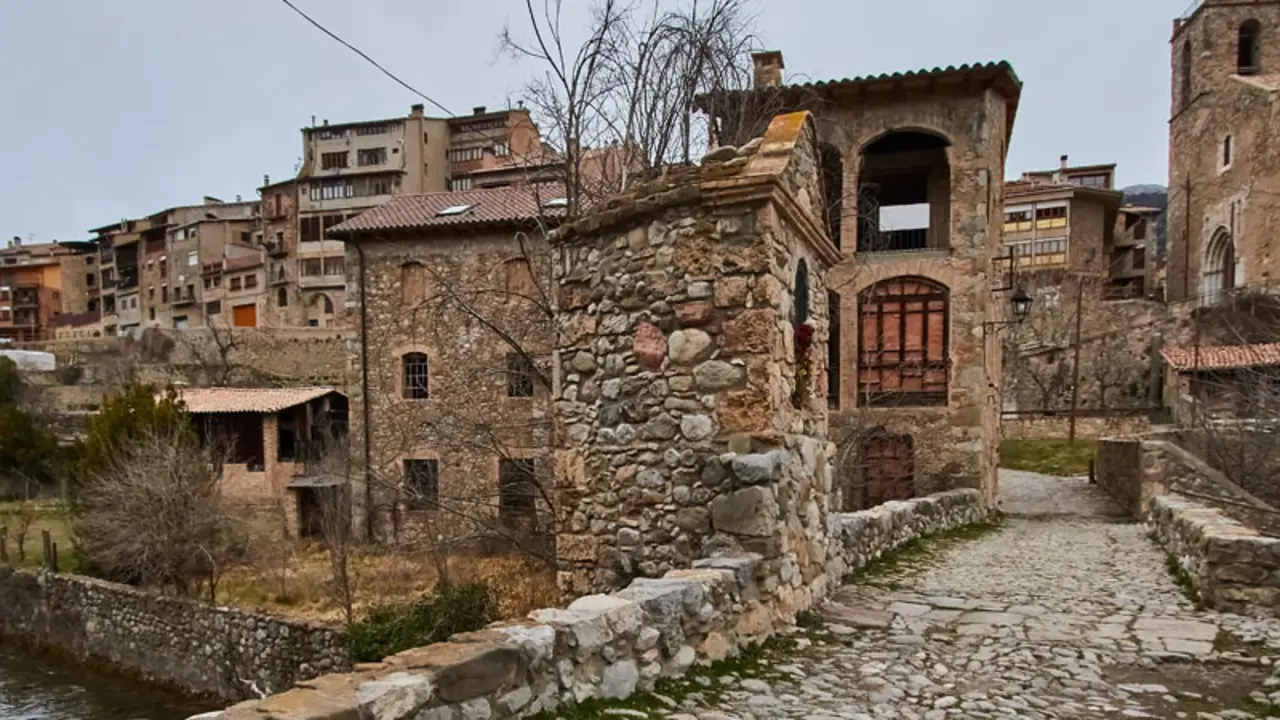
[1149,494,1280,615]
[827,489,988,581]
[0,567,350,701]
[197,488,986,720]
[1095,438,1145,516]
[1001,413,1151,440]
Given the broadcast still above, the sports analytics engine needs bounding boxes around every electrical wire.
[277,0,453,116]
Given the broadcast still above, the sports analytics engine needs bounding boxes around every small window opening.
[1239,20,1262,75]
[402,352,429,399]
[857,131,950,253]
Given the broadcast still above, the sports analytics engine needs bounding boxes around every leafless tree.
[71,424,244,600]
[1,500,38,563]
[500,0,763,214]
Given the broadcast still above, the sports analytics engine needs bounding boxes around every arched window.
[818,142,844,247]
[857,277,949,407]
[307,293,334,327]
[1203,230,1236,305]
[1239,20,1262,75]
[276,287,288,308]
[402,352,430,399]
[401,262,425,305]
[857,130,951,253]
[794,260,810,325]
[1181,41,1193,108]
[323,295,334,314]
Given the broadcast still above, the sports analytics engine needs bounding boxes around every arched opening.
[307,293,334,327]
[794,260,810,325]
[1181,41,1193,108]
[1203,230,1237,305]
[856,130,951,253]
[1239,20,1262,75]
[276,287,289,308]
[401,261,425,305]
[857,276,949,406]
[856,430,915,510]
[818,142,844,247]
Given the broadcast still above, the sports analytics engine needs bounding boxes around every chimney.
[323,119,329,126]
[235,194,242,202]
[263,174,270,187]
[1060,154,1069,170]
[752,50,785,89]
[410,103,424,118]
[311,114,316,127]
[473,106,486,116]
[9,236,18,249]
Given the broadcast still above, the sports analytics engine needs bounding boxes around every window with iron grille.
[321,152,349,170]
[506,353,535,397]
[499,459,536,521]
[402,353,429,399]
[403,459,438,509]
[857,277,948,407]
[357,147,387,166]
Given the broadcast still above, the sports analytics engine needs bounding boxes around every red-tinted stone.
[633,322,668,370]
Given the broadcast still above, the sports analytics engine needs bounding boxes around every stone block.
[356,672,435,720]
[530,606,614,653]
[716,388,772,434]
[566,594,646,637]
[720,309,776,354]
[730,451,787,485]
[693,360,744,391]
[430,646,525,704]
[674,301,713,327]
[711,486,780,537]
[600,660,639,699]
[668,329,714,365]
[633,322,666,370]
[492,623,556,669]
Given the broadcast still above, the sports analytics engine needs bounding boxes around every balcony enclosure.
[857,131,951,253]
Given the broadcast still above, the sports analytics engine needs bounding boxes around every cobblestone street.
[652,471,1280,720]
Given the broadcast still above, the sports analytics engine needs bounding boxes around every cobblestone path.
[656,471,1280,720]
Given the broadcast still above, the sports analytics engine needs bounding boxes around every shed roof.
[330,184,564,238]
[1162,343,1280,372]
[177,386,340,414]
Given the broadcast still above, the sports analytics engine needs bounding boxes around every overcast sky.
[0,0,1184,243]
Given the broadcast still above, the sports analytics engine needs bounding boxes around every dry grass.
[217,543,559,626]
[0,500,76,571]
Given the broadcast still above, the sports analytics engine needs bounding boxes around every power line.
[277,0,453,116]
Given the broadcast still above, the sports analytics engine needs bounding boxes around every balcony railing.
[857,228,930,253]
[13,291,39,308]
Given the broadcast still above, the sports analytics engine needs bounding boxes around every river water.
[0,642,217,720]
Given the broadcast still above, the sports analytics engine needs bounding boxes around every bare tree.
[71,424,244,599]
[1,500,38,563]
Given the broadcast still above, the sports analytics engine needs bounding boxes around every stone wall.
[194,488,983,720]
[0,567,349,701]
[549,111,840,620]
[1001,413,1152,440]
[827,488,987,582]
[1149,494,1280,615]
[1095,439,1144,516]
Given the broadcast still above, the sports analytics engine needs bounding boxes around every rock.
[636,626,661,651]
[600,660,640,699]
[570,351,597,373]
[676,507,711,533]
[496,686,533,714]
[458,698,491,720]
[702,145,739,164]
[668,329,714,364]
[730,451,786,485]
[680,414,714,441]
[356,672,435,720]
[710,486,778,537]
[642,413,679,440]
[693,360,744,391]
[632,322,666,370]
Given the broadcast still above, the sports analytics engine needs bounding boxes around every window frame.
[506,353,535,397]
[403,459,439,510]
[857,277,950,408]
[402,352,430,400]
[498,458,537,523]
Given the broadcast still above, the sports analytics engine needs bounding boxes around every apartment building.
[1002,157,1124,297]
[0,238,95,341]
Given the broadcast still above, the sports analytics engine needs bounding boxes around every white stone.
[680,414,714,441]
[668,329,713,364]
[355,672,435,720]
[600,660,639,699]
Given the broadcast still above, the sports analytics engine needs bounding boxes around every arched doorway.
[1202,230,1236,305]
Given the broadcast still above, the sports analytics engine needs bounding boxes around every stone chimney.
[410,103,424,118]
[473,106,487,116]
[1060,154,1069,170]
[752,50,785,89]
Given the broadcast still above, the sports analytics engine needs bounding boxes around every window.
[159,260,167,276]
[1034,205,1067,229]
[794,260,810,325]
[301,258,323,276]
[1073,174,1107,188]
[301,216,322,244]
[323,257,344,276]
[173,315,188,329]
[355,123,389,136]
[437,204,473,217]
[448,177,473,191]
[403,459,439,509]
[205,300,221,315]
[828,290,841,409]
[85,273,95,287]
[161,285,168,302]
[402,262,425,305]
[1181,41,1193,109]
[321,151,349,170]
[230,277,242,291]
[277,287,289,307]
[1003,209,1032,233]
[187,251,198,266]
[148,308,155,321]
[244,274,258,289]
[315,128,346,141]
[447,147,484,163]
[402,353,429,399]
[86,256,95,266]
[185,284,194,300]
[148,287,154,300]
[857,277,948,407]
[493,142,510,157]
[1239,20,1262,75]
[1133,247,1146,270]
[507,353,535,397]
[357,147,387,166]
[1222,135,1233,169]
[322,295,334,314]
[498,459,536,522]
[309,180,355,201]
[1133,218,1147,241]
[368,177,392,196]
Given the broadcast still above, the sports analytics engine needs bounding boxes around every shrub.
[347,582,495,662]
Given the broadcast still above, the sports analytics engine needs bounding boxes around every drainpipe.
[356,237,374,542]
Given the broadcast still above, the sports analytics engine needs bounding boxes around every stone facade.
[342,208,554,544]
[1167,0,1280,302]
[549,111,840,618]
[1149,493,1280,615]
[192,486,984,720]
[0,566,349,701]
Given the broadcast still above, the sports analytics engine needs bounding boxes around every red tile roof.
[1162,343,1280,372]
[329,184,565,237]
[176,386,340,414]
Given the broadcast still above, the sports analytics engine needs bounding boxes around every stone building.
[0,238,94,341]
[334,184,560,545]
[1167,0,1280,304]
[549,111,840,613]
[703,52,1021,510]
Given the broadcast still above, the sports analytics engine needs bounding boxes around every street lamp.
[984,285,1034,335]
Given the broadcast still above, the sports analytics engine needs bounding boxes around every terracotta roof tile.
[1162,343,1280,371]
[176,386,340,414]
[788,61,1021,96]
[330,184,565,237]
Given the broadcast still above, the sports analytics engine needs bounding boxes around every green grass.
[0,500,77,572]
[842,519,1004,588]
[999,438,1098,476]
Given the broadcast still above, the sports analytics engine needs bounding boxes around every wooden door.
[232,303,257,327]
[860,433,915,508]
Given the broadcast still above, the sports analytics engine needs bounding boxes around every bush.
[347,582,495,662]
